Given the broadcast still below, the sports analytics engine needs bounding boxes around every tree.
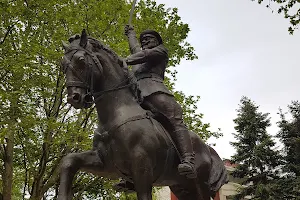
[251,0,300,34]
[0,0,218,199]
[276,101,300,198]
[230,96,281,199]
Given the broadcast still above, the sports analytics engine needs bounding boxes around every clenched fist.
[124,24,135,36]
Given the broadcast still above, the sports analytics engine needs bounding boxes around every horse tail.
[207,146,229,197]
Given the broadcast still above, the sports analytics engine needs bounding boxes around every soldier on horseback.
[124,25,197,179]
[61,29,228,200]
[99,25,197,192]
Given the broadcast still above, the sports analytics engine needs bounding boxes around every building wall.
[155,187,171,200]
[155,186,221,200]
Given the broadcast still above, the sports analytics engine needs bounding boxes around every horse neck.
[95,90,146,132]
[93,53,144,129]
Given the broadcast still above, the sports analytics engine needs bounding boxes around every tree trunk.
[2,97,20,200]
[2,129,14,200]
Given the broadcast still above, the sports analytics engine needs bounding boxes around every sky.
[154,0,300,159]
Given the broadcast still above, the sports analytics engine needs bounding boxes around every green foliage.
[230,96,281,199]
[251,0,300,34]
[275,101,300,198]
[0,0,215,199]
[268,178,300,199]
[173,91,222,141]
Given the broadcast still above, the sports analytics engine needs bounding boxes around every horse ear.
[62,41,70,52]
[80,29,88,47]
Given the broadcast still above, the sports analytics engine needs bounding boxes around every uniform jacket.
[126,31,173,98]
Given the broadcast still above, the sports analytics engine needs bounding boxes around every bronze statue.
[112,25,199,192]
[58,29,228,200]
[126,25,196,177]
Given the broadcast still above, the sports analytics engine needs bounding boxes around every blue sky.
[154,0,300,159]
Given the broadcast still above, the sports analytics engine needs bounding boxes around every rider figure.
[124,25,197,179]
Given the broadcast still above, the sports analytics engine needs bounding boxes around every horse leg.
[58,150,103,200]
[170,181,210,200]
[195,180,211,200]
[131,149,153,200]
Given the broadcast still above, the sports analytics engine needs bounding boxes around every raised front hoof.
[178,163,197,179]
[112,181,135,193]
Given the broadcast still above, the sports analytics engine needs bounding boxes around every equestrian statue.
[58,28,228,200]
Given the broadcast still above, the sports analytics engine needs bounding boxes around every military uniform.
[112,27,197,193]
[124,28,197,179]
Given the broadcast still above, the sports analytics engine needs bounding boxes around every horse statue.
[58,29,228,200]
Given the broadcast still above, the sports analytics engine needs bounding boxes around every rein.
[64,46,136,105]
[93,81,134,104]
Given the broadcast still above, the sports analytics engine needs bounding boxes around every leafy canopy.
[0,0,218,199]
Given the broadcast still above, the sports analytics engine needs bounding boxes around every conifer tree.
[276,101,300,198]
[230,96,281,199]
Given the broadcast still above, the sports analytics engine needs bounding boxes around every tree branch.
[80,106,95,129]
[61,104,72,123]
[41,158,61,194]
[30,129,52,198]
[0,25,14,45]
[99,4,123,38]
[18,129,29,200]
[0,144,4,159]
[49,69,64,118]
[100,16,118,36]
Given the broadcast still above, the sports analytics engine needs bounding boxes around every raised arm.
[124,25,141,54]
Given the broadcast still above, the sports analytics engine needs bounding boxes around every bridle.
[63,46,103,90]
[63,45,134,105]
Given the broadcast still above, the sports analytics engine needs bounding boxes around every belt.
[135,73,163,81]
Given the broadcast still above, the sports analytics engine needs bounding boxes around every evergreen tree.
[276,101,300,198]
[230,96,281,199]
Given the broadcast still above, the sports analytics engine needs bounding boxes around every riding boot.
[173,129,197,179]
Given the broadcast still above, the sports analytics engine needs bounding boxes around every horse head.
[61,29,126,109]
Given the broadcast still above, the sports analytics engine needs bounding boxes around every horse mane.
[68,34,119,62]
[87,37,119,62]
[87,36,141,102]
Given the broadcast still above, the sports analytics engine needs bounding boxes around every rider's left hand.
[118,56,128,68]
